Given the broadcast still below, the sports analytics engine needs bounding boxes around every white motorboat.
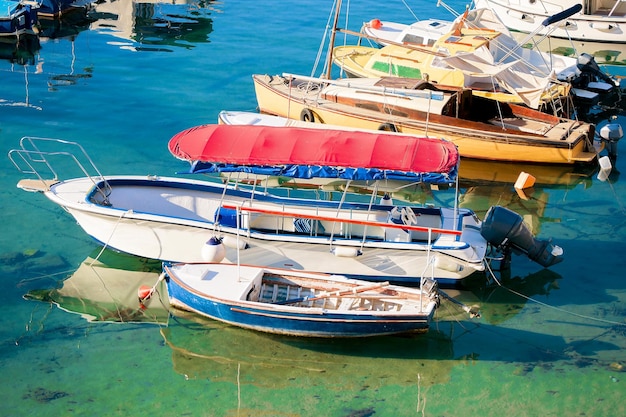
[10,128,563,287]
[473,0,626,65]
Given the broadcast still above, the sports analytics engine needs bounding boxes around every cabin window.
[401,34,425,45]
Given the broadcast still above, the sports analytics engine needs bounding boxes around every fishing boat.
[22,0,91,19]
[337,9,579,112]
[252,73,600,164]
[10,130,563,287]
[162,262,442,337]
[353,7,618,111]
[360,16,451,48]
[473,0,626,65]
[0,0,38,38]
[253,0,605,164]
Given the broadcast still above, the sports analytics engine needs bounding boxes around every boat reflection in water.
[0,35,42,109]
[37,4,94,39]
[0,34,40,66]
[458,158,597,188]
[458,158,597,235]
[25,249,168,324]
[161,268,570,386]
[162,310,457,387]
[89,0,218,50]
[22,248,578,391]
[447,268,563,326]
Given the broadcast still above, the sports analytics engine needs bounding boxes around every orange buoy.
[138,285,153,301]
[369,19,382,30]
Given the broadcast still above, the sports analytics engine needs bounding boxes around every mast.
[325,0,343,80]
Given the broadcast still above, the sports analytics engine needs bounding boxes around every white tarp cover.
[441,46,553,109]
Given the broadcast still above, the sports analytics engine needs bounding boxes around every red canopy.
[169,124,458,174]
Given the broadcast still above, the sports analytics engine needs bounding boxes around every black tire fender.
[300,108,315,122]
[378,123,397,132]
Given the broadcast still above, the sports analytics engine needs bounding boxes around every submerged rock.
[23,387,70,403]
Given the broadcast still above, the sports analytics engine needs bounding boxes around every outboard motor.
[480,206,563,268]
[576,53,617,89]
[599,117,623,159]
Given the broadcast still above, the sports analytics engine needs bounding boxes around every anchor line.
[485,261,625,327]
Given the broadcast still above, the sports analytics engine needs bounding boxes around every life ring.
[300,108,315,122]
[378,123,397,132]
[401,207,418,225]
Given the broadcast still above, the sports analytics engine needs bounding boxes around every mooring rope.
[485,261,625,327]
[90,209,132,266]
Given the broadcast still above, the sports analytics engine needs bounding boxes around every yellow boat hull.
[253,74,600,165]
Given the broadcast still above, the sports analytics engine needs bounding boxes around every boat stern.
[480,205,564,268]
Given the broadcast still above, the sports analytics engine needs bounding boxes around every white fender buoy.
[222,235,248,250]
[597,156,612,182]
[435,255,463,273]
[201,236,226,262]
[332,246,361,257]
[390,207,402,223]
[380,193,393,206]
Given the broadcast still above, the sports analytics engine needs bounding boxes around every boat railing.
[8,137,112,202]
[223,203,462,240]
[607,0,626,17]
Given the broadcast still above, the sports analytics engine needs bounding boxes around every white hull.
[361,8,583,77]
[361,18,451,47]
[40,175,487,286]
[475,0,626,64]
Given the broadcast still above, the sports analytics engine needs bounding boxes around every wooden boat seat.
[338,297,354,310]
[375,77,428,89]
[488,117,550,135]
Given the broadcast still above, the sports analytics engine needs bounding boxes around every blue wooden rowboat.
[162,262,440,338]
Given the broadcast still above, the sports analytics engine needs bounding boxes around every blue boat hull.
[166,276,434,338]
[0,2,37,36]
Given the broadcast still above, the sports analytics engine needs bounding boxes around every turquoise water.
[1,0,626,415]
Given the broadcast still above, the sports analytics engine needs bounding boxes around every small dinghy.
[162,262,440,338]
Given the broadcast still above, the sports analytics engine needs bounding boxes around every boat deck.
[168,263,433,313]
[255,273,432,312]
[94,179,447,243]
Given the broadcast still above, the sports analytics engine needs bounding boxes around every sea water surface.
[1,1,626,416]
